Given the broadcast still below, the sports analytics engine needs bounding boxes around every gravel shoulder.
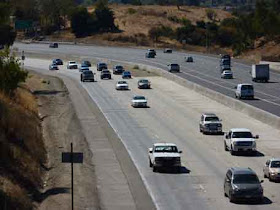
[31,72,100,210]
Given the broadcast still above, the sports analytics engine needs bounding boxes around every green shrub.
[0,49,28,96]
[127,8,137,15]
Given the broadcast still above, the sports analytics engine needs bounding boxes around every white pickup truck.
[224,128,259,155]
[149,143,182,172]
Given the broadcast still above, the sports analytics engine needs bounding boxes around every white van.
[235,84,254,99]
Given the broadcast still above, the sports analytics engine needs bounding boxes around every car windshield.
[205,116,219,121]
[224,71,232,74]
[241,85,253,90]
[233,174,259,184]
[116,66,123,69]
[171,64,179,67]
[84,71,93,75]
[140,80,148,83]
[99,63,107,67]
[154,146,178,153]
[134,96,145,100]
[271,161,280,168]
[118,81,127,84]
[69,61,76,64]
[124,72,131,75]
[232,132,253,138]
[103,70,110,73]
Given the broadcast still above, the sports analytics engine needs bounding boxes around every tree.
[0,2,16,46]
[206,9,217,21]
[70,6,94,37]
[149,27,161,42]
[95,0,116,32]
[0,49,28,95]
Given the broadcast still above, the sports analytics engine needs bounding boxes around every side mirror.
[225,134,228,139]
[179,151,182,154]
[255,135,259,139]
[149,148,153,153]
[226,178,230,183]
[260,180,264,183]
[234,86,237,89]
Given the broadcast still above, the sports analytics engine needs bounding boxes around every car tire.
[224,142,228,151]
[199,127,202,133]
[264,173,267,178]
[229,192,235,203]
[149,159,153,167]
[268,174,272,182]
[230,148,235,156]
[153,166,157,172]
[176,167,181,173]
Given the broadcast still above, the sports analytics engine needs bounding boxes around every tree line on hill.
[149,0,280,55]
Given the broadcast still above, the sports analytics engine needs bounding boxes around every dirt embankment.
[0,73,99,209]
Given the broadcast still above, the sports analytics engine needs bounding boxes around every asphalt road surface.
[14,42,280,117]
[24,57,280,210]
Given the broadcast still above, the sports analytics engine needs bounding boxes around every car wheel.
[199,127,202,132]
[176,167,181,173]
[149,159,153,167]
[230,148,235,156]
[264,172,267,178]
[268,174,272,182]
[153,166,157,172]
[229,192,235,203]
[224,142,228,151]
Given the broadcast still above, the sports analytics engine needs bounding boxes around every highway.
[24,57,280,210]
[14,42,280,117]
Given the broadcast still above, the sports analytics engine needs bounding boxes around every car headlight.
[232,184,239,191]
[205,124,210,127]
[218,124,222,127]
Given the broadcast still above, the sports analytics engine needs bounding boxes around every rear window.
[154,146,178,153]
[232,132,253,138]
[233,174,259,184]
[171,64,179,67]
[134,96,145,100]
[241,85,253,90]
[271,161,280,168]
[84,71,93,75]
[205,116,219,121]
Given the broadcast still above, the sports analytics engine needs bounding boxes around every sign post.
[62,143,83,210]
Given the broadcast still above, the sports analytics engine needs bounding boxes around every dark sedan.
[52,59,63,65]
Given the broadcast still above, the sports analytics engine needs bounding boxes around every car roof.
[238,83,253,86]
[230,128,251,132]
[270,158,280,162]
[154,143,177,147]
[117,81,127,83]
[202,113,217,117]
[230,167,256,175]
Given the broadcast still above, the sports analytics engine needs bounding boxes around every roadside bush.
[127,8,137,14]
[0,49,28,96]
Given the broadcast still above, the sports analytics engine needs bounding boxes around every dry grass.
[0,74,48,209]
[51,5,232,49]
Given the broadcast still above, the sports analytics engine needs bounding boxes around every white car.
[263,158,280,182]
[149,143,182,172]
[67,61,78,69]
[224,128,258,155]
[116,81,129,90]
[221,70,233,79]
[131,95,147,108]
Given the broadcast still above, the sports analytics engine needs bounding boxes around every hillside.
[52,5,231,51]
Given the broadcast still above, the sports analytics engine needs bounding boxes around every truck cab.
[224,128,258,155]
[149,143,182,172]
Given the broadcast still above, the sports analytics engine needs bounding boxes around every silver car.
[263,158,280,182]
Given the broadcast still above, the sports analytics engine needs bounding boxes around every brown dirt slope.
[0,72,99,210]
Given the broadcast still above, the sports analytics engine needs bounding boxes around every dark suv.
[224,168,263,203]
[97,62,108,71]
[100,69,111,79]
